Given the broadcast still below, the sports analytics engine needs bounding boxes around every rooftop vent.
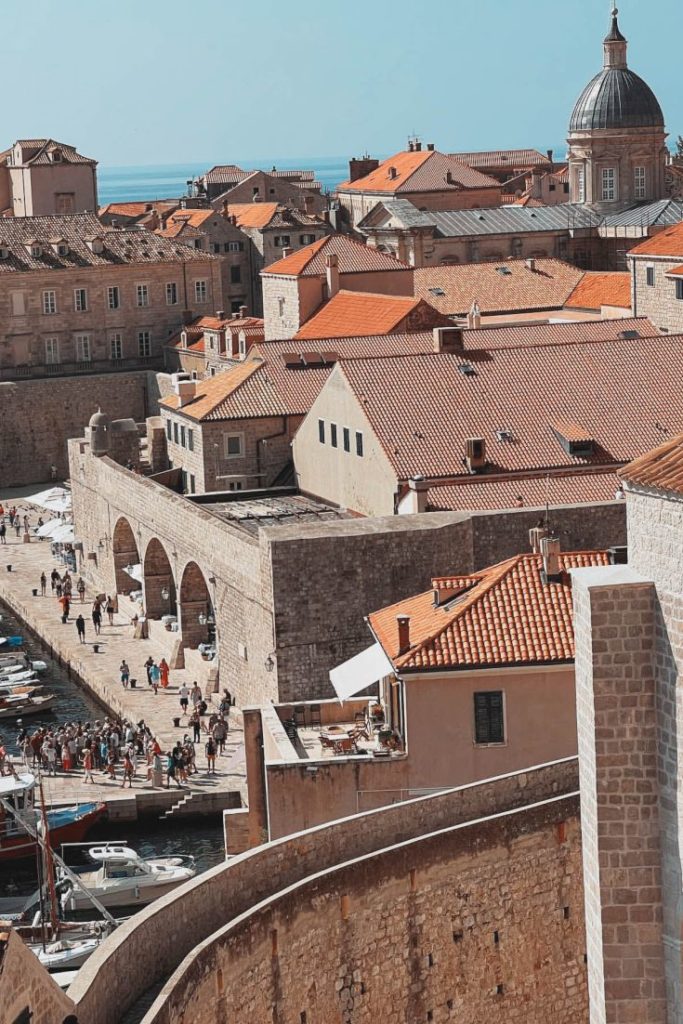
[458,362,476,377]
[551,420,594,458]
[429,287,446,296]
[496,266,512,276]
[618,329,640,339]
[465,436,486,474]
[496,428,514,443]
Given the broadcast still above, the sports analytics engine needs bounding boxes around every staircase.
[160,789,194,820]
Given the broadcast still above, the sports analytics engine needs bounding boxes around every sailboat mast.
[37,774,59,936]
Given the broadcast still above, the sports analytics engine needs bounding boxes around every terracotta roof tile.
[665,264,683,277]
[415,259,583,315]
[227,202,280,229]
[620,433,683,496]
[369,550,609,671]
[628,222,683,258]
[338,150,499,194]
[426,470,621,512]
[565,272,631,310]
[462,316,659,351]
[450,149,552,170]
[294,291,449,340]
[263,234,410,277]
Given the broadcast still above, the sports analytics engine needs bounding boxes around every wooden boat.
[0,684,41,700]
[0,694,56,719]
[0,772,106,862]
[60,845,196,911]
[0,670,39,685]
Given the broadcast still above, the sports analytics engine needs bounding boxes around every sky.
[2,0,681,167]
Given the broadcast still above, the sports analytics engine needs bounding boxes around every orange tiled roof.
[294,291,448,340]
[450,149,552,170]
[227,202,280,230]
[463,316,659,351]
[415,258,583,315]
[565,272,631,310]
[338,150,498,194]
[263,234,410,277]
[369,551,610,671]
[426,470,621,512]
[665,264,683,277]
[620,433,683,496]
[160,360,264,417]
[628,222,683,258]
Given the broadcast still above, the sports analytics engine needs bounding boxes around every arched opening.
[179,561,214,653]
[143,538,176,620]
[112,517,141,596]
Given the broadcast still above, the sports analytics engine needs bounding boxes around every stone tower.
[567,7,668,212]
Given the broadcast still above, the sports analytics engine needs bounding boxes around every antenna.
[545,473,552,533]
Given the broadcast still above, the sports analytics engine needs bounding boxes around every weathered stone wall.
[69,758,579,1024]
[631,257,683,333]
[147,794,585,1024]
[0,927,75,1024]
[0,370,161,486]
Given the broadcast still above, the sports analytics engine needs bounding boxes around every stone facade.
[630,254,683,333]
[0,137,97,217]
[0,926,76,1024]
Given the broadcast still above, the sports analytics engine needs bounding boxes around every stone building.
[198,164,323,207]
[567,8,668,211]
[451,148,555,185]
[0,138,97,217]
[628,219,683,332]
[163,312,265,378]
[0,213,222,376]
[292,325,670,517]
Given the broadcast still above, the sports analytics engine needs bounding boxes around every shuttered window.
[474,691,504,744]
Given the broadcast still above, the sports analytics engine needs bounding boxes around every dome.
[89,408,109,429]
[570,67,664,132]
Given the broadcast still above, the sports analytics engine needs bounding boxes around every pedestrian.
[77,577,86,603]
[105,747,116,780]
[40,572,47,596]
[82,746,94,783]
[144,656,154,687]
[190,710,201,743]
[205,735,217,775]
[212,716,227,755]
[121,751,135,788]
[55,579,63,598]
[106,596,115,626]
[179,683,189,716]
[50,569,59,593]
[75,614,86,643]
[0,522,6,545]
[165,750,181,789]
[159,657,169,689]
[149,661,160,695]
[59,593,70,621]
[14,520,20,538]
[120,660,130,688]
[91,602,101,636]
[190,682,202,708]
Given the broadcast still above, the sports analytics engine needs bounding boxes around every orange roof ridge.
[620,433,683,495]
[159,360,264,420]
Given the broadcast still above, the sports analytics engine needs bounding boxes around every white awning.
[123,563,142,582]
[51,523,75,543]
[26,487,72,513]
[36,519,65,538]
[329,643,393,702]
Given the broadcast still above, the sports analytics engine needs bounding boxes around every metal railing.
[0,355,164,380]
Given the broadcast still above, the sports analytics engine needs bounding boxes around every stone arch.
[112,517,141,595]
[143,538,177,620]
[179,560,214,652]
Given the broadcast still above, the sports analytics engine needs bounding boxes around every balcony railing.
[0,355,164,380]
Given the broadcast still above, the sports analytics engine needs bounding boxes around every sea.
[98,156,351,204]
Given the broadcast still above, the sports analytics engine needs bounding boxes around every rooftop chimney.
[175,379,197,407]
[388,166,398,180]
[446,170,455,186]
[525,258,537,272]
[282,246,293,258]
[540,535,562,581]
[529,524,549,553]
[404,475,430,514]
[547,149,554,165]
[221,199,229,217]
[325,253,340,298]
[465,437,486,474]
[216,309,225,320]
[427,143,435,151]
[415,141,422,152]
[433,326,463,353]
[397,615,411,655]
[239,305,247,319]
[303,194,314,215]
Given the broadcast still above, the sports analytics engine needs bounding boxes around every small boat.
[0,636,23,648]
[29,934,101,971]
[0,670,39,685]
[60,845,196,911]
[0,694,56,719]
[0,772,106,862]
[0,684,41,700]
[0,656,46,673]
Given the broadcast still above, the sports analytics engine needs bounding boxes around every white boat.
[0,670,39,685]
[0,657,47,673]
[0,694,56,719]
[29,935,101,971]
[0,684,41,700]
[60,845,196,911]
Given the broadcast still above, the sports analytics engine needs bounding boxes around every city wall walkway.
[0,488,246,821]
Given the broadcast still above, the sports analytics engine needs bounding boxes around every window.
[45,337,59,365]
[194,279,208,303]
[193,239,202,249]
[228,480,243,491]
[180,425,186,448]
[300,233,316,245]
[173,422,179,444]
[188,428,194,451]
[601,167,616,201]
[474,691,505,744]
[356,431,364,457]
[11,291,26,316]
[166,282,178,306]
[136,283,149,307]
[224,433,243,457]
[212,243,221,254]
[42,290,57,315]
[189,474,195,494]
[634,166,646,201]
[343,427,350,452]
[231,299,242,314]
[511,238,523,257]
[166,419,172,440]
[228,241,243,252]
[137,330,151,357]
[646,265,655,287]
[110,333,123,360]
[278,297,285,316]
[238,335,246,357]
[577,167,585,203]
[74,287,87,312]
[230,265,241,284]
[274,235,290,247]
[549,183,556,192]
[107,285,120,310]
[676,279,683,301]
[75,334,91,362]
[318,419,325,444]
[55,192,74,214]
[330,423,338,448]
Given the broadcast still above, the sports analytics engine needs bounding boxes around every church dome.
[570,68,664,132]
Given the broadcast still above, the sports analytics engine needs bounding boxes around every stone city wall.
[70,758,579,1024]
[0,927,76,1024]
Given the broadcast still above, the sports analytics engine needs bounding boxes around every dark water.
[0,599,225,898]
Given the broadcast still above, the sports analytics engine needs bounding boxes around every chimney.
[529,524,549,553]
[547,149,554,166]
[465,437,486,474]
[427,143,435,151]
[540,535,562,581]
[397,615,411,655]
[174,379,197,407]
[387,166,398,180]
[446,170,454,186]
[326,253,340,298]
[282,246,293,258]
[415,141,422,152]
[433,326,463,353]
[408,141,414,152]
[349,156,380,183]
[525,258,537,272]
[405,475,429,514]
[216,310,225,320]
[466,300,481,330]
[239,304,247,319]
[303,195,314,215]
[221,200,229,217]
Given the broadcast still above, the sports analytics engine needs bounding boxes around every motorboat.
[0,670,40,685]
[0,693,56,719]
[29,934,101,971]
[60,845,196,911]
[0,684,41,700]
[0,636,23,648]
[0,771,106,862]
[0,656,47,673]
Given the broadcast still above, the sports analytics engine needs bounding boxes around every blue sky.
[3,0,680,166]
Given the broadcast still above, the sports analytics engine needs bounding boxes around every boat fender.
[32,909,41,928]
[134,885,140,900]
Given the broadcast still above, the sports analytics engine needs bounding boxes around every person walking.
[105,596,115,626]
[59,593,70,622]
[105,747,117,781]
[77,577,86,603]
[190,710,201,744]
[14,519,21,538]
[205,735,217,775]
[149,661,160,695]
[159,657,169,689]
[165,750,181,789]
[50,569,59,593]
[91,601,101,636]
[121,751,135,788]
[120,660,130,688]
[82,746,94,783]
[40,572,47,596]
[179,683,189,717]
[0,522,6,545]
[212,716,227,756]
[190,682,202,709]
[144,656,154,687]
[75,614,86,643]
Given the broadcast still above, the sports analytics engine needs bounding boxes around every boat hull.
[0,802,107,863]
[63,874,194,911]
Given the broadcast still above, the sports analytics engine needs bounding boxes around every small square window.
[224,433,242,457]
[330,423,338,448]
[474,691,505,744]
[318,419,325,444]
